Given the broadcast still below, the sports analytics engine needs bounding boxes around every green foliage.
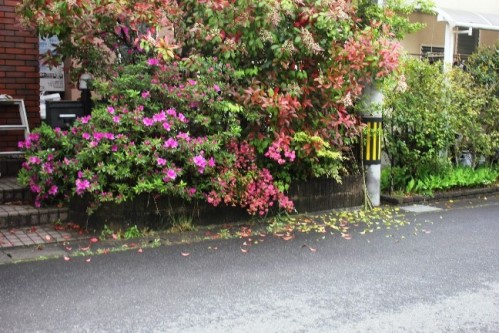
[124,225,142,240]
[448,68,497,167]
[382,57,455,191]
[381,165,499,195]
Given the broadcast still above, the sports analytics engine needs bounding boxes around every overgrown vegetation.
[17,0,429,218]
[382,45,499,194]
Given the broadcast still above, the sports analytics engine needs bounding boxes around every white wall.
[435,0,499,14]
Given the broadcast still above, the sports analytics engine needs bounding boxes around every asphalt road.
[0,196,498,333]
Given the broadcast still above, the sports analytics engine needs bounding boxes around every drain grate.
[399,204,443,213]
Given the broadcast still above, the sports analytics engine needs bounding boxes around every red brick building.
[0,0,40,153]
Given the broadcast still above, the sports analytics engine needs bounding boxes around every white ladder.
[0,98,30,155]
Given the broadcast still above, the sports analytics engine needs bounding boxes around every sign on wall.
[39,36,65,92]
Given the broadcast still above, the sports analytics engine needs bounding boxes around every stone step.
[0,204,69,229]
[0,177,32,204]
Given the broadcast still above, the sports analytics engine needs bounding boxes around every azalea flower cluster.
[207,141,294,216]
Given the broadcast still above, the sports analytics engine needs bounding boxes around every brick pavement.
[0,224,88,248]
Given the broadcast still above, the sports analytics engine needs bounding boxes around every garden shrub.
[16,0,428,215]
[382,57,454,192]
[382,53,499,193]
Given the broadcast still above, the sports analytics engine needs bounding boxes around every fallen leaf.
[62,235,72,240]
[80,245,90,251]
[138,248,143,253]
[36,245,44,251]
[180,252,190,256]
[90,237,99,243]
[242,241,248,246]
[282,234,294,241]
[102,248,110,254]
[54,224,65,231]
[302,244,317,252]
[129,242,137,248]
[45,235,52,241]
[85,258,91,263]
[28,226,37,233]
[341,233,352,240]
[112,233,118,240]
[240,227,252,238]
[63,256,71,261]
[65,246,72,251]
[240,247,249,253]
[258,232,266,237]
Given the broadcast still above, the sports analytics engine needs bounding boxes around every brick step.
[0,177,32,204]
[0,204,69,229]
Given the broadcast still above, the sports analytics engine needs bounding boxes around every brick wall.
[0,0,40,153]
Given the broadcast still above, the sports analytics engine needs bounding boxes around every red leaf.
[302,244,317,252]
[63,256,71,261]
[137,248,143,253]
[90,237,99,243]
[341,233,352,240]
[29,226,37,233]
[181,252,190,257]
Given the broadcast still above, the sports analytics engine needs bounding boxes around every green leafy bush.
[382,57,454,193]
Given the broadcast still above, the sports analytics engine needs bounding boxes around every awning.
[437,7,499,31]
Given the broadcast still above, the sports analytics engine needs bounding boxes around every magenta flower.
[147,58,160,66]
[112,145,118,152]
[213,84,221,93]
[157,157,167,166]
[30,183,41,193]
[166,108,176,117]
[75,179,90,195]
[162,122,171,131]
[208,157,216,168]
[188,79,197,86]
[153,111,166,123]
[165,169,177,181]
[107,106,115,114]
[164,138,178,149]
[193,155,207,173]
[80,115,91,124]
[82,132,91,140]
[177,132,190,141]
[113,116,121,123]
[177,113,188,123]
[48,185,58,196]
[29,156,41,165]
[141,91,150,98]
[143,117,154,126]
